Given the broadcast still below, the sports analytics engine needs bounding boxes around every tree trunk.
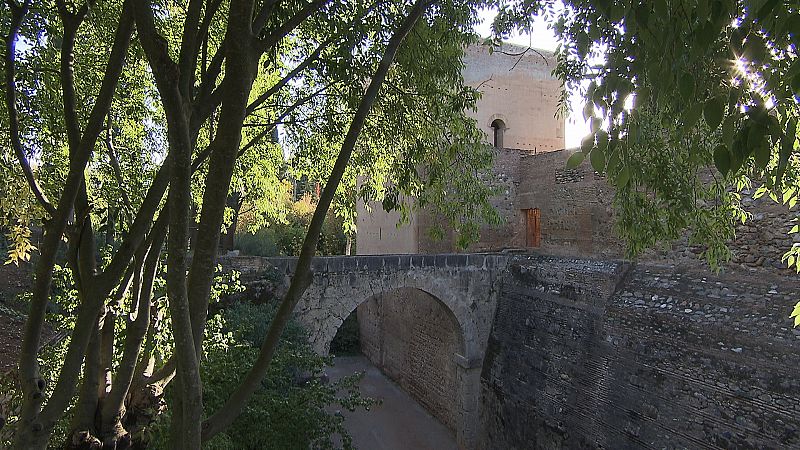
[200,0,431,440]
[12,3,135,446]
[221,193,242,252]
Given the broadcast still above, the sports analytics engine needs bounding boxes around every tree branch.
[3,0,56,216]
[200,0,430,440]
[104,118,134,212]
[27,0,136,434]
[251,0,279,34]
[178,0,206,98]
[257,0,327,53]
[56,0,89,154]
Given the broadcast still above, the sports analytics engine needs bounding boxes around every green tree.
[2,0,497,447]
[492,0,799,311]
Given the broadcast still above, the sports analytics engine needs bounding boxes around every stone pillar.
[455,353,482,450]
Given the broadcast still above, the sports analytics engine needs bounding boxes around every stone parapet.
[230,253,512,276]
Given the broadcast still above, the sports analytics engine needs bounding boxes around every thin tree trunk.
[222,193,242,252]
[100,221,166,444]
[12,3,135,446]
[200,0,431,440]
[68,321,103,446]
[186,41,259,363]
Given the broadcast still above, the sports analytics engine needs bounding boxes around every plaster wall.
[462,44,563,153]
[355,200,419,255]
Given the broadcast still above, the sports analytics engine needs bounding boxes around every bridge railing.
[234,253,510,275]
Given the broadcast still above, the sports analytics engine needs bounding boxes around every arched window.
[491,118,505,148]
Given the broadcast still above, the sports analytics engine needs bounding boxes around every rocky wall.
[479,255,800,449]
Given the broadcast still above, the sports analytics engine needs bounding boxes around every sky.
[474,9,589,148]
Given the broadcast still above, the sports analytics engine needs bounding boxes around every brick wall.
[357,288,463,432]
[479,255,800,449]
[515,150,622,258]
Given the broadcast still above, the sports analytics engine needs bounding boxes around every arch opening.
[328,287,465,433]
[491,118,506,148]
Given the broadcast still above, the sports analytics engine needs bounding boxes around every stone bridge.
[217,253,800,449]
[223,253,509,448]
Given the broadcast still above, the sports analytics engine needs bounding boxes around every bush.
[234,228,280,257]
[147,302,375,449]
[236,192,348,257]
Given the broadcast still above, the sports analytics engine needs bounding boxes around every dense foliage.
[149,302,373,450]
[239,193,348,256]
[1,271,372,449]
[1,0,498,447]
[491,0,800,313]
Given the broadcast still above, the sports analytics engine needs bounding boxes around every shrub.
[234,228,280,257]
[147,302,374,449]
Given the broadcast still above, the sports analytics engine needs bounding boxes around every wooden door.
[526,208,541,248]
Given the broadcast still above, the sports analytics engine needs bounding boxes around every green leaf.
[679,73,694,100]
[635,5,650,27]
[777,136,792,186]
[590,147,606,173]
[580,135,594,153]
[636,86,651,106]
[683,103,703,130]
[754,141,770,169]
[728,86,742,110]
[654,0,668,19]
[576,31,590,55]
[583,101,595,120]
[722,116,735,148]
[606,146,621,173]
[566,152,585,169]
[747,124,766,151]
[590,117,603,133]
[790,301,800,327]
[703,97,724,130]
[713,144,731,175]
[596,130,609,149]
[792,74,800,97]
[757,0,779,22]
[617,166,631,188]
[628,120,640,142]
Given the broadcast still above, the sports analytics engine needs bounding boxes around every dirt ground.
[0,262,32,373]
[326,355,458,450]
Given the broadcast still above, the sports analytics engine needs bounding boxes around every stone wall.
[357,288,463,432]
[467,148,531,252]
[643,190,800,276]
[355,41,565,256]
[479,255,800,449]
[515,149,622,258]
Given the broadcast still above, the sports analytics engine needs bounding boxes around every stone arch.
[487,113,508,129]
[289,260,503,450]
[490,118,506,148]
[309,269,479,362]
[334,287,465,357]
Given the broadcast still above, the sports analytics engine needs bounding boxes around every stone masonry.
[255,253,506,449]
[357,288,462,432]
[480,255,800,449]
[221,253,800,449]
